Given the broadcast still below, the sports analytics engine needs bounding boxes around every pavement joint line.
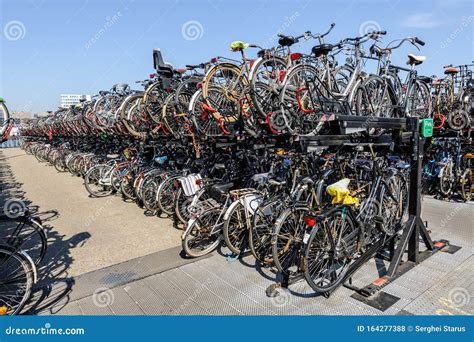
[66,246,211,303]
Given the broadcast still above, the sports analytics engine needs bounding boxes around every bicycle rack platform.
[265,116,456,311]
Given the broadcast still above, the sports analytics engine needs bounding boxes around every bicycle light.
[304,216,317,227]
[290,53,301,61]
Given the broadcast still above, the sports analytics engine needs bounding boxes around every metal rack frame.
[265,115,451,303]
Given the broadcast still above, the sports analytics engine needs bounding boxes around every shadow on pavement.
[0,150,92,315]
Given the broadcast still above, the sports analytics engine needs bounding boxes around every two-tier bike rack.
[265,115,456,310]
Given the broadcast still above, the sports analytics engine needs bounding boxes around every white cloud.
[402,13,442,28]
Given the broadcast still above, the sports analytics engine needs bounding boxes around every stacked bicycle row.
[20,24,473,141]
[17,24,473,296]
[21,136,413,295]
[422,137,473,201]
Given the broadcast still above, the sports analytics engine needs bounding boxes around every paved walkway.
[1,147,472,315]
[0,148,180,277]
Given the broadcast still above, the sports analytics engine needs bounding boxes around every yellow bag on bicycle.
[326,178,359,205]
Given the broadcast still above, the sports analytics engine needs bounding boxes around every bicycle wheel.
[189,88,222,137]
[439,163,453,197]
[156,176,179,215]
[174,188,194,224]
[223,201,247,255]
[142,178,160,212]
[303,209,356,293]
[53,153,68,173]
[406,80,432,117]
[120,93,146,138]
[0,246,35,315]
[3,216,47,266]
[249,199,283,265]
[249,56,287,118]
[143,82,167,125]
[120,175,137,200]
[278,64,321,134]
[378,170,409,235]
[354,75,396,118]
[84,164,115,197]
[182,208,223,257]
[271,207,308,275]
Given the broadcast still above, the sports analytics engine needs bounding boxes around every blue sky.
[0,0,473,113]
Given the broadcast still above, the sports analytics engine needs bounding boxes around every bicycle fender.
[182,218,197,239]
[248,57,264,81]
[223,200,241,221]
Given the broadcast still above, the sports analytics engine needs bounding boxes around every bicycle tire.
[0,245,35,315]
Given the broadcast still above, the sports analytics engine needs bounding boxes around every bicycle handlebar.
[414,37,425,46]
[310,23,336,40]
[339,30,386,45]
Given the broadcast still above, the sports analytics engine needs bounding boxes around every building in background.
[60,94,92,108]
[8,111,32,125]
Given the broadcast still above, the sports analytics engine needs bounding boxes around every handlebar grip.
[414,37,425,46]
[379,30,387,35]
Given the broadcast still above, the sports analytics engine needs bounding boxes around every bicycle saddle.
[210,182,234,198]
[99,90,109,96]
[106,154,120,159]
[407,54,426,66]
[301,177,314,185]
[464,153,474,159]
[230,41,249,52]
[278,35,296,47]
[312,44,334,57]
[444,67,459,75]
